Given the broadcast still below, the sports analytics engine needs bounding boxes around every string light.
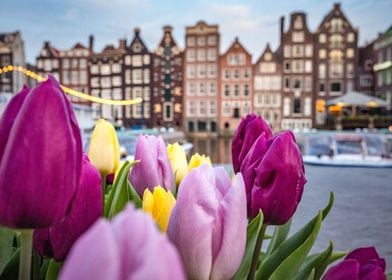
[0,65,142,106]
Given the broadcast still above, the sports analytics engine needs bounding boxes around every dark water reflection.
[189,137,233,164]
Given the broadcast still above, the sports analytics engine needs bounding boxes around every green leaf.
[0,226,14,275]
[128,182,142,208]
[266,219,292,256]
[232,211,264,280]
[256,193,334,280]
[45,260,61,280]
[329,251,346,264]
[0,248,19,280]
[105,160,140,218]
[294,241,333,280]
[387,272,392,280]
[307,269,315,280]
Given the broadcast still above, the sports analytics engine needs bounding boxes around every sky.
[1,0,391,64]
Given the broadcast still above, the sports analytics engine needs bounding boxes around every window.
[244,68,250,79]
[112,64,121,73]
[112,76,121,87]
[292,32,304,42]
[199,100,206,114]
[347,33,355,42]
[234,84,239,96]
[209,82,216,95]
[143,55,150,65]
[305,60,312,73]
[144,69,150,83]
[228,54,245,65]
[197,36,206,46]
[223,102,231,116]
[125,55,132,65]
[207,35,217,46]
[305,45,313,57]
[199,82,205,95]
[330,63,343,78]
[197,64,206,78]
[197,49,206,61]
[284,46,291,57]
[346,48,354,58]
[283,98,290,116]
[62,71,70,84]
[101,77,111,88]
[187,36,195,46]
[79,59,87,69]
[304,97,311,116]
[133,55,142,66]
[207,48,216,61]
[293,60,304,73]
[224,85,230,97]
[319,34,326,43]
[244,85,249,96]
[188,82,195,96]
[304,77,312,92]
[294,79,301,89]
[72,59,78,68]
[188,100,195,116]
[204,64,215,78]
[187,49,195,61]
[209,100,216,116]
[164,103,172,121]
[319,49,327,59]
[360,75,373,87]
[284,61,290,72]
[293,45,304,57]
[319,64,326,79]
[331,18,343,32]
[234,69,240,79]
[187,65,196,78]
[330,82,341,93]
[80,71,87,84]
[330,34,343,48]
[319,82,325,92]
[224,70,230,79]
[101,65,110,75]
[132,69,142,84]
[63,59,69,69]
[294,98,301,113]
[284,78,290,90]
[346,63,354,78]
[294,16,303,29]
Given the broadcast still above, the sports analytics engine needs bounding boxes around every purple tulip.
[232,114,273,173]
[0,76,82,228]
[323,247,386,280]
[129,135,173,196]
[241,131,306,224]
[33,154,102,261]
[167,164,247,280]
[59,204,185,280]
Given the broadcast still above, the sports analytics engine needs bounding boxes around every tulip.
[323,247,386,280]
[232,114,273,172]
[240,131,306,224]
[88,119,120,176]
[59,204,185,280]
[167,142,188,185]
[33,154,102,261]
[168,164,247,280]
[0,76,82,229]
[143,186,176,232]
[129,135,173,196]
[187,153,211,172]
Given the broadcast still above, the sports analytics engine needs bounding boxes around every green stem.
[18,229,33,280]
[247,224,267,280]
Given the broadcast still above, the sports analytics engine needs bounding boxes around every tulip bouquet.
[0,78,390,280]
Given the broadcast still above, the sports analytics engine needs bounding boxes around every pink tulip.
[60,204,185,280]
[168,164,247,280]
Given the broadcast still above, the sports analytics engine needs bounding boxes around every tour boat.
[296,131,392,168]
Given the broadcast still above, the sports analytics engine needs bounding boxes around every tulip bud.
[129,135,174,196]
[241,131,306,224]
[0,77,82,229]
[88,119,120,176]
[33,154,102,261]
[232,114,273,172]
[323,247,386,280]
[187,153,211,173]
[167,143,188,185]
[168,165,247,280]
[143,186,176,232]
[59,204,185,280]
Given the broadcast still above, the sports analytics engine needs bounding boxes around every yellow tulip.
[143,186,176,232]
[88,119,120,176]
[187,153,211,173]
[167,143,188,185]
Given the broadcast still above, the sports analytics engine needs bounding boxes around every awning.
[326,91,388,107]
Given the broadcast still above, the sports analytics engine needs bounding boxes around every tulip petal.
[59,220,121,280]
[322,259,360,280]
[0,76,82,228]
[0,85,29,160]
[210,172,247,280]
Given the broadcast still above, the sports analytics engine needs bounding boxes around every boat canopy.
[326,91,388,107]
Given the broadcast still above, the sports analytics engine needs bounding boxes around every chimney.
[119,38,127,50]
[44,41,50,48]
[280,16,285,41]
[334,2,341,9]
[134,27,140,36]
[89,35,94,53]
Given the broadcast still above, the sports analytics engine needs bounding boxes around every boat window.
[363,135,386,156]
[336,140,362,155]
[307,136,332,156]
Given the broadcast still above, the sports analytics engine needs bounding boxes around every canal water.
[190,137,392,269]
